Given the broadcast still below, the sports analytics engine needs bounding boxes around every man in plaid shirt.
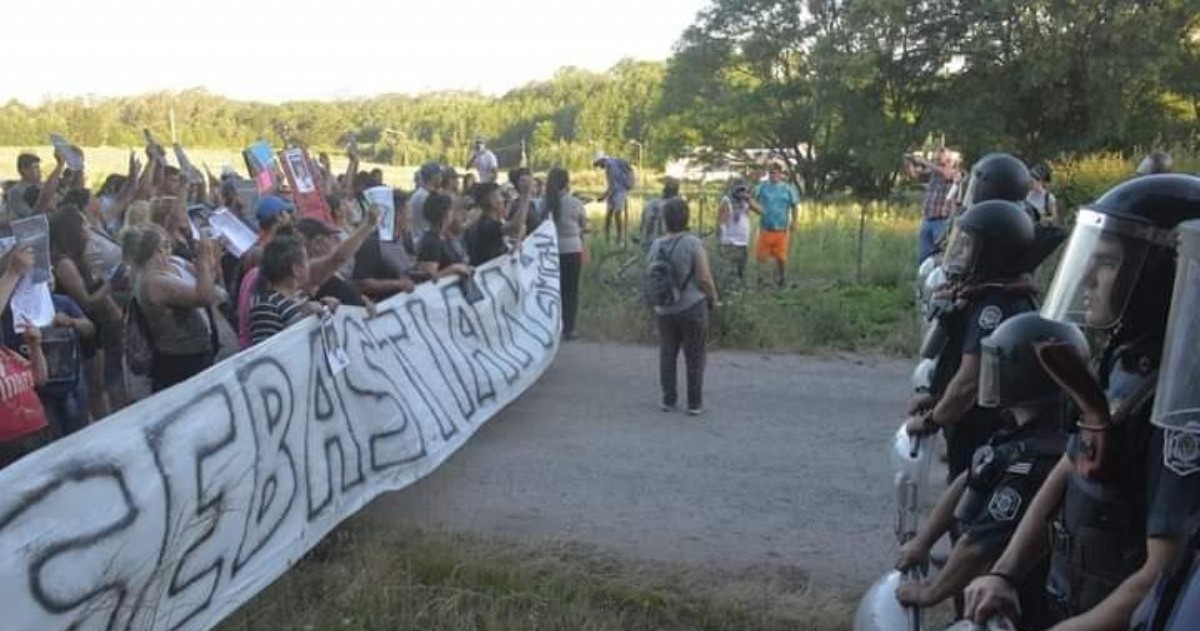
[906,147,960,262]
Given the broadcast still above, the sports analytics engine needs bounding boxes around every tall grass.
[216,524,855,631]
[579,199,921,355]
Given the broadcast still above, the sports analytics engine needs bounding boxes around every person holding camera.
[717,177,752,282]
[905,147,959,263]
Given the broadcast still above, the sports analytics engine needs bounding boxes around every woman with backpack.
[537,168,587,341]
[121,225,220,392]
[648,198,718,416]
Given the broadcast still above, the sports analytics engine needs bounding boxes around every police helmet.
[942,200,1035,281]
[963,153,1032,206]
[1041,174,1200,331]
[979,313,1090,409]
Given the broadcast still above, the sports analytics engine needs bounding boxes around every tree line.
[0,0,1195,198]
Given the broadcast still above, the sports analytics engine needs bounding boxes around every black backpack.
[646,236,693,307]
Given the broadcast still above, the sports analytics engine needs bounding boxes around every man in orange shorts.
[750,163,800,288]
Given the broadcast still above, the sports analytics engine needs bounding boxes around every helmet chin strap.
[1035,341,1116,482]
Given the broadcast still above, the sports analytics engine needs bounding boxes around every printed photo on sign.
[208,208,259,257]
[363,186,396,242]
[285,149,316,194]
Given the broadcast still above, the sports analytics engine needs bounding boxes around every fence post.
[856,203,867,285]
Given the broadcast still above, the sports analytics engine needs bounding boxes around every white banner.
[0,223,563,631]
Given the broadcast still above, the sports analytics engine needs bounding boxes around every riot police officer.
[896,313,1082,630]
[964,174,1200,628]
[961,153,1034,209]
[907,199,1038,483]
[1130,218,1200,630]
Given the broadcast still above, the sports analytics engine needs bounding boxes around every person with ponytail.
[535,167,587,340]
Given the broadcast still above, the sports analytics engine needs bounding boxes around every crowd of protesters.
[0,137,574,469]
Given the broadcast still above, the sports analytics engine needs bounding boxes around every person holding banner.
[466,182,511,266]
[416,193,472,281]
[354,190,419,301]
[538,167,587,341]
[249,230,341,346]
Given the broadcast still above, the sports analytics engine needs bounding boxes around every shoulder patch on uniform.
[1164,429,1200,477]
[1005,461,1033,476]
[978,305,1004,330]
[987,486,1023,522]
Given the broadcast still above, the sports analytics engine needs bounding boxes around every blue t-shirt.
[604,159,631,196]
[755,181,800,230]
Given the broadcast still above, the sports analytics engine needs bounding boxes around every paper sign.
[320,316,350,375]
[231,181,261,224]
[278,147,334,225]
[244,142,278,194]
[208,208,259,257]
[50,134,84,172]
[363,186,396,242]
[11,276,54,330]
[283,148,316,194]
[11,215,52,284]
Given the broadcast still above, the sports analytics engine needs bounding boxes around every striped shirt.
[923,169,955,220]
[249,291,309,346]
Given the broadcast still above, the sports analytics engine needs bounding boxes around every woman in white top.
[717,177,752,281]
[536,167,587,340]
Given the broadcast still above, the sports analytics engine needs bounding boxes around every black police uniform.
[1131,526,1200,630]
[955,414,1066,629]
[1046,341,1161,620]
[931,288,1038,481]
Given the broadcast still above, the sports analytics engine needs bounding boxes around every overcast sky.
[2,0,708,104]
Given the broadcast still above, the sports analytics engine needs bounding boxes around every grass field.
[0,146,418,189]
[215,522,857,631]
[578,200,922,355]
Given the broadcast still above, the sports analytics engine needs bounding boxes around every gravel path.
[367,342,915,589]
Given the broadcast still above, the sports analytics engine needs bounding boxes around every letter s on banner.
[0,222,561,631]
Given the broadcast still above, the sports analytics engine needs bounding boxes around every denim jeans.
[40,378,89,438]
[918,217,949,263]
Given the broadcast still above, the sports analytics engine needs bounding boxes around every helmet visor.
[1152,222,1200,431]
[942,224,978,279]
[978,341,1003,408]
[1041,209,1159,329]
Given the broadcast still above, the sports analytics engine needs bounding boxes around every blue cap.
[255,196,294,224]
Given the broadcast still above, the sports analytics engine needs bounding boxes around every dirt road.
[368,342,915,590]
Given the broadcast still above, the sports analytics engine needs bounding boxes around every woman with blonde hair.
[121,224,220,391]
